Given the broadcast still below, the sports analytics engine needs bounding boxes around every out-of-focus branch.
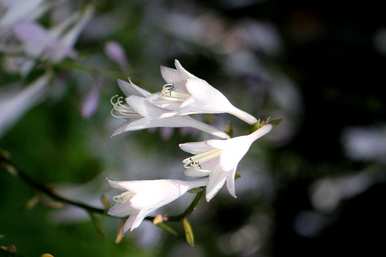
[0,150,204,228]
[0,153,107,215]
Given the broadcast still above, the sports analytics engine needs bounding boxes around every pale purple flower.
[12,6,93,65]
[0,0,48,31]
[81,79,103,118]
[104,41,128,71]
[0,73,51,137]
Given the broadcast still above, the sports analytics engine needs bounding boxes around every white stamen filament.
[183,149,222,168]
[110,95,142,119]
[112,191,135,204]
[160,84,189,102]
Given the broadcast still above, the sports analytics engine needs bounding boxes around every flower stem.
[0,154,107,215]
[168,190,204,222]
[0,150,203,225]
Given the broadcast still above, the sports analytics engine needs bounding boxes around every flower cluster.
[108,59,273,232]
[0,0,93,136]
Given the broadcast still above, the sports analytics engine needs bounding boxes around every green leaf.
[181,218,195,247]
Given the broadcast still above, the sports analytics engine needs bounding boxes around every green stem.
[0,152,203,225]
[168,190,204,222]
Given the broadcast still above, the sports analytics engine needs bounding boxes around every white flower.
[147,59,257,124]
[179,124,272,201]
[0,73,51,137]
[111,79,229,139]
[107,178,207,232]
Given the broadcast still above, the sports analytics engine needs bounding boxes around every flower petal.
[126,95,164,118]
[13,22,52,57]
[108,201,134,217]
[228,105,257,125]
[206,167,228,202]
[179,141,213,154]
[117,79,150,97]
[123,209,149,232]
[226,168,237,198]
[0,0,44,28]
[174,59,197,79]
[160,66,182,83]
[184,167,211,177]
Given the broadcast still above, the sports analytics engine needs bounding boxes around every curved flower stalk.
[0,73,51,137]
[146,59,257,124]
[111,79,229,139]
[107,178,208,232]
[179,124,272,201]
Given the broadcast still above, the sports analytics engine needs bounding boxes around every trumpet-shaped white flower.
[107,178,207,232]
[111,79,229,139]
[0,73,51,137]
[147,59,257,124]
[179,124,272,201]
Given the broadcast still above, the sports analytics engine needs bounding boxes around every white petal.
[184,167,211,177]
[160,66,182,84]
[180,97,195,108]
[159,64,190,93]
[226,168,237,198]
[147,93,182,110]
[206,167,228,202]
[165,115,229,139]
[179,141,213,154]
[108,201,134,217]
[219,144,246,172]
[183,78,232,114]
[111,121,139,136]
[106,178,130,190]
[114,118,149,134]
[206,139,229,150]
[174,59,197,79]
[228,105,257,125]
[123,209,149,232]
[126,96,164,118]
[117,79,150,97]
[248,124,272,141]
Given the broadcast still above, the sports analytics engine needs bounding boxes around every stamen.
[183,149,222,169]
[183,157,202,169]
[160,83,190,102]
[112,191,134,204]
[110,95,142,119]
[161,83,174,96]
